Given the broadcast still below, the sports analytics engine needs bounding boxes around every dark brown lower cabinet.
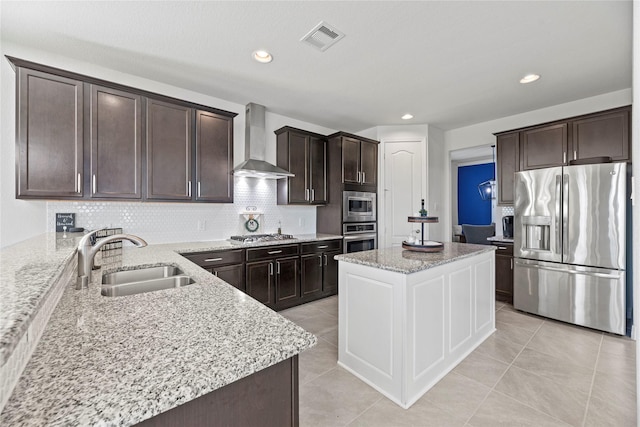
[323,249,341,294]
[138,356,299,427]
[246,260,276,308]
[301,253,323,298]
[493,243,514,303]
[275,256,300,307]
[212,264,245,292]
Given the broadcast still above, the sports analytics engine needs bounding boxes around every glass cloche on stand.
[402,199,444,252]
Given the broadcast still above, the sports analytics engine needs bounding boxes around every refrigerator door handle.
[562,174,569,260]
[555,175,562,255]
[515,260,621,279]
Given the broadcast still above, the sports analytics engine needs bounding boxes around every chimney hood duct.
[233,103,294,179]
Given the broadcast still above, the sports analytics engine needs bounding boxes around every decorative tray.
[407,216,439,223]
[401,240,444,252]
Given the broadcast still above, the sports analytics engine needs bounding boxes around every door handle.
[555,175,562,255]
[510,258,513,269]
[269,262,273,276]
[519,262,620,279]
[324,254,328,266]
[197,181,201,198]
[357,171,361,183]
[204,258,223,262]
[92,174,97,194]
[311,188,315,202]
[276,261,281,275]
[305,188,309,201]
[77,173,82,193]
[362,171,366,184]
[319,255,323,267]
[268,250,283,255]
[562,174,569,259]
[188,181,192,197]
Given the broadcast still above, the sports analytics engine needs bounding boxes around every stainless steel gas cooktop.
[229,233,296,244]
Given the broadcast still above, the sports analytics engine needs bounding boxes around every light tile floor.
[280,296,637,427]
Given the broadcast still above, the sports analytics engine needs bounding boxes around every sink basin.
[102,265,183,285]
[101,265,194,297]
[101,276,194,297]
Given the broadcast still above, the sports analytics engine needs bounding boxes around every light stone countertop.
[335,242,496,274]
[0,232,341,426]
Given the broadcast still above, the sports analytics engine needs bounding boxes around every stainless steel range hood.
[233,103,294,179]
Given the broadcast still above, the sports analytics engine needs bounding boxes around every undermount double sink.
[101,265,194,297]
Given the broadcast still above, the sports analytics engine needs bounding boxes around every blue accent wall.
[458,163,494,225]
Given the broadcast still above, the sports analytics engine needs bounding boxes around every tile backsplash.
[46,177,317,243]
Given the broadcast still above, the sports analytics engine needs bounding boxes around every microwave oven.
[343,191,376,222]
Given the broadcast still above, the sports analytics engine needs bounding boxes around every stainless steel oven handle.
[343,233,377,240]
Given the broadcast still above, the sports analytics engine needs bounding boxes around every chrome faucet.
[76,229,148,290]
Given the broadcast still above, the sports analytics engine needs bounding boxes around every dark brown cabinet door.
[146,98,192,200]
[213,264,245,292]
[496,132,519,205]
[286,132,310,204]
[494,244,513,303]
[195,110,233,202]
[342,137,361,184]
[246,260,275,308]
[521,123,568,170]
[90,85,142,199]
[570,107,630,162]
[323,249,341,294]
[16,68,83,198]
[360,140,378,186]
[301,253,323,297]
[275,257,300,307]
[309,136,328,204]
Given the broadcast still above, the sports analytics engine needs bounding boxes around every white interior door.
[383,141,425,247]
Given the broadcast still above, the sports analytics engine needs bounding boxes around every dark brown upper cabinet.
[9,56,237,203]
[521,123,568,170]
[276,127,328,205]
[329,132,379,189]
[570,107,630,163]
[496,132,520,205]
[16,68,84,198]
[495,106,631,205]
[195,110,234,202]
[146,98,193,200]
[89,85,142,199]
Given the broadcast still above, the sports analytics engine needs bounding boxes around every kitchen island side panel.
[337,250,495,409]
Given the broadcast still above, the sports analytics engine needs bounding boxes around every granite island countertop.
[335,242,496,274]
[0,233,341,426]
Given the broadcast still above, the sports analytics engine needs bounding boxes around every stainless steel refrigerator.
[513,162,627,335]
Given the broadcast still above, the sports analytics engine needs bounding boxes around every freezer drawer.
[514,259,625,335]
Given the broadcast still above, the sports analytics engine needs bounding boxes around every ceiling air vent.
[300,21,345,51]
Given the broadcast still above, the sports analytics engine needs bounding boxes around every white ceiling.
[1,1,632,133]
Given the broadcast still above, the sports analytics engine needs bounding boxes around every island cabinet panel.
[89,84,142,199]
[276,126,328,205]
[496,132,519,205]
[195,110,234,202]
[16,68,84,198]
[138,356,299,427]
[338,249,495,409]
[571,107,630,162]
[146,98,193,200]
[521,123,568,170]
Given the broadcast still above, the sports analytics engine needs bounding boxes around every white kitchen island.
[335,242,496,409]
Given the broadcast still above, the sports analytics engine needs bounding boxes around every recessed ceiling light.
[253,50,273,63]
[401,114,414,120]
[520,74,540,84]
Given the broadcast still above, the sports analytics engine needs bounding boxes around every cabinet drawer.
[247,244,299,261]
[301,239,342,254]
[183,249,244,267]
[493,243,514,256]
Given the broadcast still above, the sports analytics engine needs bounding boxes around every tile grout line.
[580,333,604,427]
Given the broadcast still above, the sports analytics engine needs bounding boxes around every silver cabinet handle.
[319,255,323,267]
[269,262,273,276]
[268,250,282,255]
[198,181,201,198]
[305,188,309,201]
[574,150,577,160]
[77,173,82,193]
[362,171,366,184]
[311,188,315,202]
[204,258,223,262]
[324,254,328,266]
[563,152,567,164]
[214,271,218,277]
[92,174,97,194]
[510,258,513,269]
[498,246,507,250]
[317,245,328,249]
[357,171,361,183]
[277,262,281,275]
[188,181,192,197]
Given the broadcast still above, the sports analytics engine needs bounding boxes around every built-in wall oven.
[343,191,376,223]
[343,222,377,253]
